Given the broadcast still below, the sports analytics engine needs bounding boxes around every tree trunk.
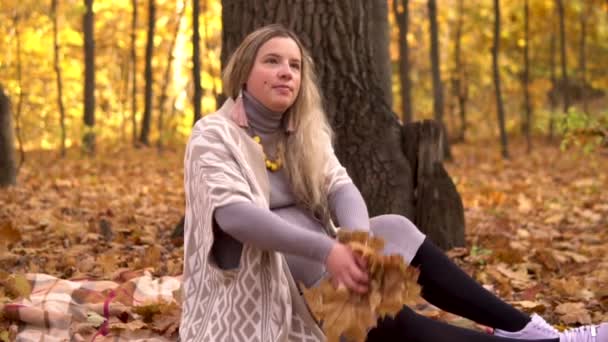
[403,121,465,249]
[0,85,16,187]
[427,0,452,160]
[157,0,186,150]
[523,0,532,152]
[219,0,465,250]
[130,0,138,144]
[12,14,25,168]
[579,2,588,114]
[83,0,96,155]
[548,10,557,140]
[192,0,202,125]
[556,0,569,114]
[52,0,67,157]
[493,0,509,159]
[393,0,413,123]
[371,0,393,109]
[453,0,468,142]
[139,0,156,146]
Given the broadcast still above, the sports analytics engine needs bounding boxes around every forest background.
[0,0,607,339]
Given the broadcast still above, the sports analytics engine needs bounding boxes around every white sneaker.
[494,314,607,341]
[494,314,559,339]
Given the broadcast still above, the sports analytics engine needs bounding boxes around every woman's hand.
[325,242,369,294]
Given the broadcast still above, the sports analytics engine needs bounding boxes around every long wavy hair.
[222,24,334,228]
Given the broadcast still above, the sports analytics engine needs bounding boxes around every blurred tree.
[158,0,186,150]
[220,0,465,249]
[192,0,202,125]
[11,12,25,167]
[578,1,588,114]
[0,85,16,187]
[51,0,67,157]
[83,0,96,155]
[130,0,138,144]
[394,0,413,123]
[556,0,570,114]
[493,0,509,158]
[452,0,468,142]
[522,0,532,152]
[548,6,558,140]
[427,0,452,160]
[139,0,156,145]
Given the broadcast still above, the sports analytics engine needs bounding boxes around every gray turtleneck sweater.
[213,91,370,287]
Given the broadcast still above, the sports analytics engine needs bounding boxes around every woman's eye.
[266,58,278,64]
[290,63,301,71]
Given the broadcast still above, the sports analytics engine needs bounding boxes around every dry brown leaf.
[302,231,420,342]
[555,302,592,325]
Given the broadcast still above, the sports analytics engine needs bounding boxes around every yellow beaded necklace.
[252,135,283,172]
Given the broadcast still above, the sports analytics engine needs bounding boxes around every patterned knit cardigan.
[179,98,352,341]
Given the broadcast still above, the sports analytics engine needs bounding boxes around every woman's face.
[246,37,302,113]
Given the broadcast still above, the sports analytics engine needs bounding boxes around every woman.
[180,24,606,342]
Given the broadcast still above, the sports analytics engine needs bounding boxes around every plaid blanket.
[2,270,182,341]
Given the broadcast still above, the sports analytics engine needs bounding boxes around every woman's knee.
[370,214,420,236]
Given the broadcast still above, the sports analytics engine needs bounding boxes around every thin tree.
[192,0,202,125]
[201,0,219,107]
[578,1,588,114]
[493,0,509,158]
[0,85,16,187]
[393,0,413,123]
[130,0,138,144]
[548,8,558,140]
[83,0,96,155]
[556,0,569,114]
[12,13,25,168]
[158,0,186,149]
[428,0,452,160]
[522,0,532,152]
[139,0,156,145]
[453,0,468,141]
[52,0,67,157]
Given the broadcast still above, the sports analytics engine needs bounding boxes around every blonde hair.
[223,25,334,229]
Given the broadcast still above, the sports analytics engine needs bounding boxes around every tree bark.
[219,0,465,250]
[393,0,413,123]
[556,0,570,114]
[371,0,393,109]
[0,85,16,187]
[427,0,452,160]
[578,2,588,114]
[548,9,557,140]
[492,0,509,159]
[52,0,67,157]
[83,0,96,155]
[523,0,532,152]
[12,14,25,168]
[139,0,156,145]
[130,0,138,144]
[192,0,203,125]
[453,0,468,142]
[157,0,186,150]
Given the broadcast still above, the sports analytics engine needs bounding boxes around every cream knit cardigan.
[179,98,351,341]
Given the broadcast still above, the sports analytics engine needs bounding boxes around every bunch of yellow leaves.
[301,230,421,342]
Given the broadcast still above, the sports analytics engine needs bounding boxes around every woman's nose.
[277,62,293,79]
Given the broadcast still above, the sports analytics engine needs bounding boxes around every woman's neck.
[243,90,284,134]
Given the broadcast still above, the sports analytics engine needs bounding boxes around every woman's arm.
[328,183,370,231]
[214,202,336,263]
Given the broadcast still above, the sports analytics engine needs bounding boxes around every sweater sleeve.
[214,202,336,263]
[328,183,370,231]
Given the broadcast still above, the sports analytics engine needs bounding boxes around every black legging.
[365,238,559,342]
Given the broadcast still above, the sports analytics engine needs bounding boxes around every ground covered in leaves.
[0,138,607,335]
